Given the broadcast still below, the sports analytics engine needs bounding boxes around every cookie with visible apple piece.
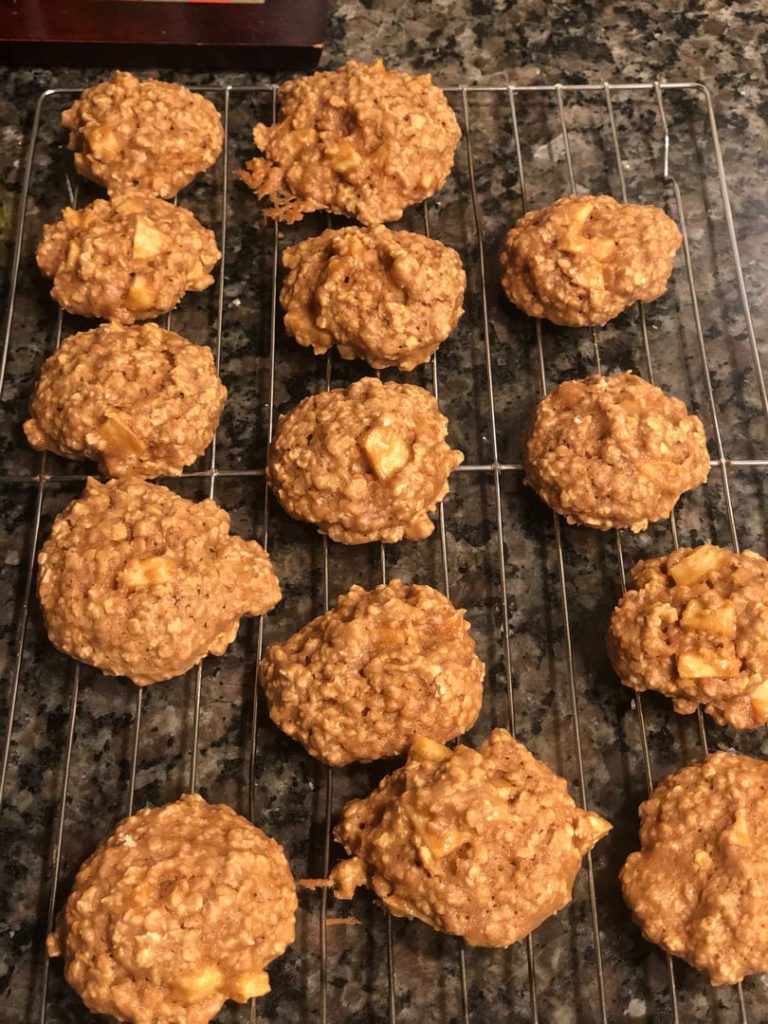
[24,322,226,479]
[62,71,223,198]
[38,477,280,685]
[260,580,484,765]
[36,191,220,323]
[500,194,681,326]
[523,372,710,532]
[608,544,768,728]
[48,794,296,1024]
[280,225,465,371]
[330,730,611,946]
[622,752,768,985]
[267,377,463,544]
[239,59,461,225]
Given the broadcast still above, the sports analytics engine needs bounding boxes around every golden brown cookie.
[36,192,220,323]
[260,580,484,766]
[24,323,226,478]
[500,194,681,326]
[607,545,768,728]
[239,59,461,225]
[621,752,768,986]
[330,731,611,946]
[267,377,463,545]
[523,372,710,532]
[47,794,296,1024]
[280,226,465,371]
[62,71,224,198]
[38,478,281,685]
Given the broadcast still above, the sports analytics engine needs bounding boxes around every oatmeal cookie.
[47,794,297,1024]
[62,71,223,198]
[24,322,226,478]
[36,192,220,323]
[260,580,484,766]
[280,226,465,371]
[267,377,463,545]
[239,59,461,225]
[330,731,611,946]
[38,478,281,685]
[500,194,682,326]
[523,372,710,532]
[607,545,768,729]
[621,752,768,986]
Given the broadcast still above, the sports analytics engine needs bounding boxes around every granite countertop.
[1,2,767,1023]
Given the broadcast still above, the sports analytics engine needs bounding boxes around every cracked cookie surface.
[24,322,226,478]
[267,377,463,544]
[523,372,710,531]
[260,580,484,765]
[38,478,280,685]
[608,545,768,728]
[330,730,611,946]
[621,752,768,986]
[36,191,220,323]
[500,194,681,326]
[280,226,465,370]
[47,794,296,1024]
[239,59,461,225]
[62,71,223,198]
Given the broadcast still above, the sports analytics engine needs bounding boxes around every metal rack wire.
[0,79,765,1024]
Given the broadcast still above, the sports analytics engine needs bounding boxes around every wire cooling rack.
[1,79,766,1024]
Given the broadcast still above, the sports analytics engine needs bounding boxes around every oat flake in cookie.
[621,752,768,986]
[47,794,297,1024]
[37,478,281,686]
[608,545,768,728]
[239,59,461,225]
[523,372,710,532]
[36,191,220,323]
[330,731,611,946]
[280,226,466,371]
[260,580,484,766]
[267,377,463,545]
[24,323,226,479]
[500,194,681,326]
[62,71,224,199]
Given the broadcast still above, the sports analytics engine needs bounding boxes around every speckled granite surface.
[1,2,767,1022]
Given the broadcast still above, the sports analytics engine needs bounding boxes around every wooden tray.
[0,0,328,69]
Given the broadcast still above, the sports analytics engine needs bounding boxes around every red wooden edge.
[0,0,328,67]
